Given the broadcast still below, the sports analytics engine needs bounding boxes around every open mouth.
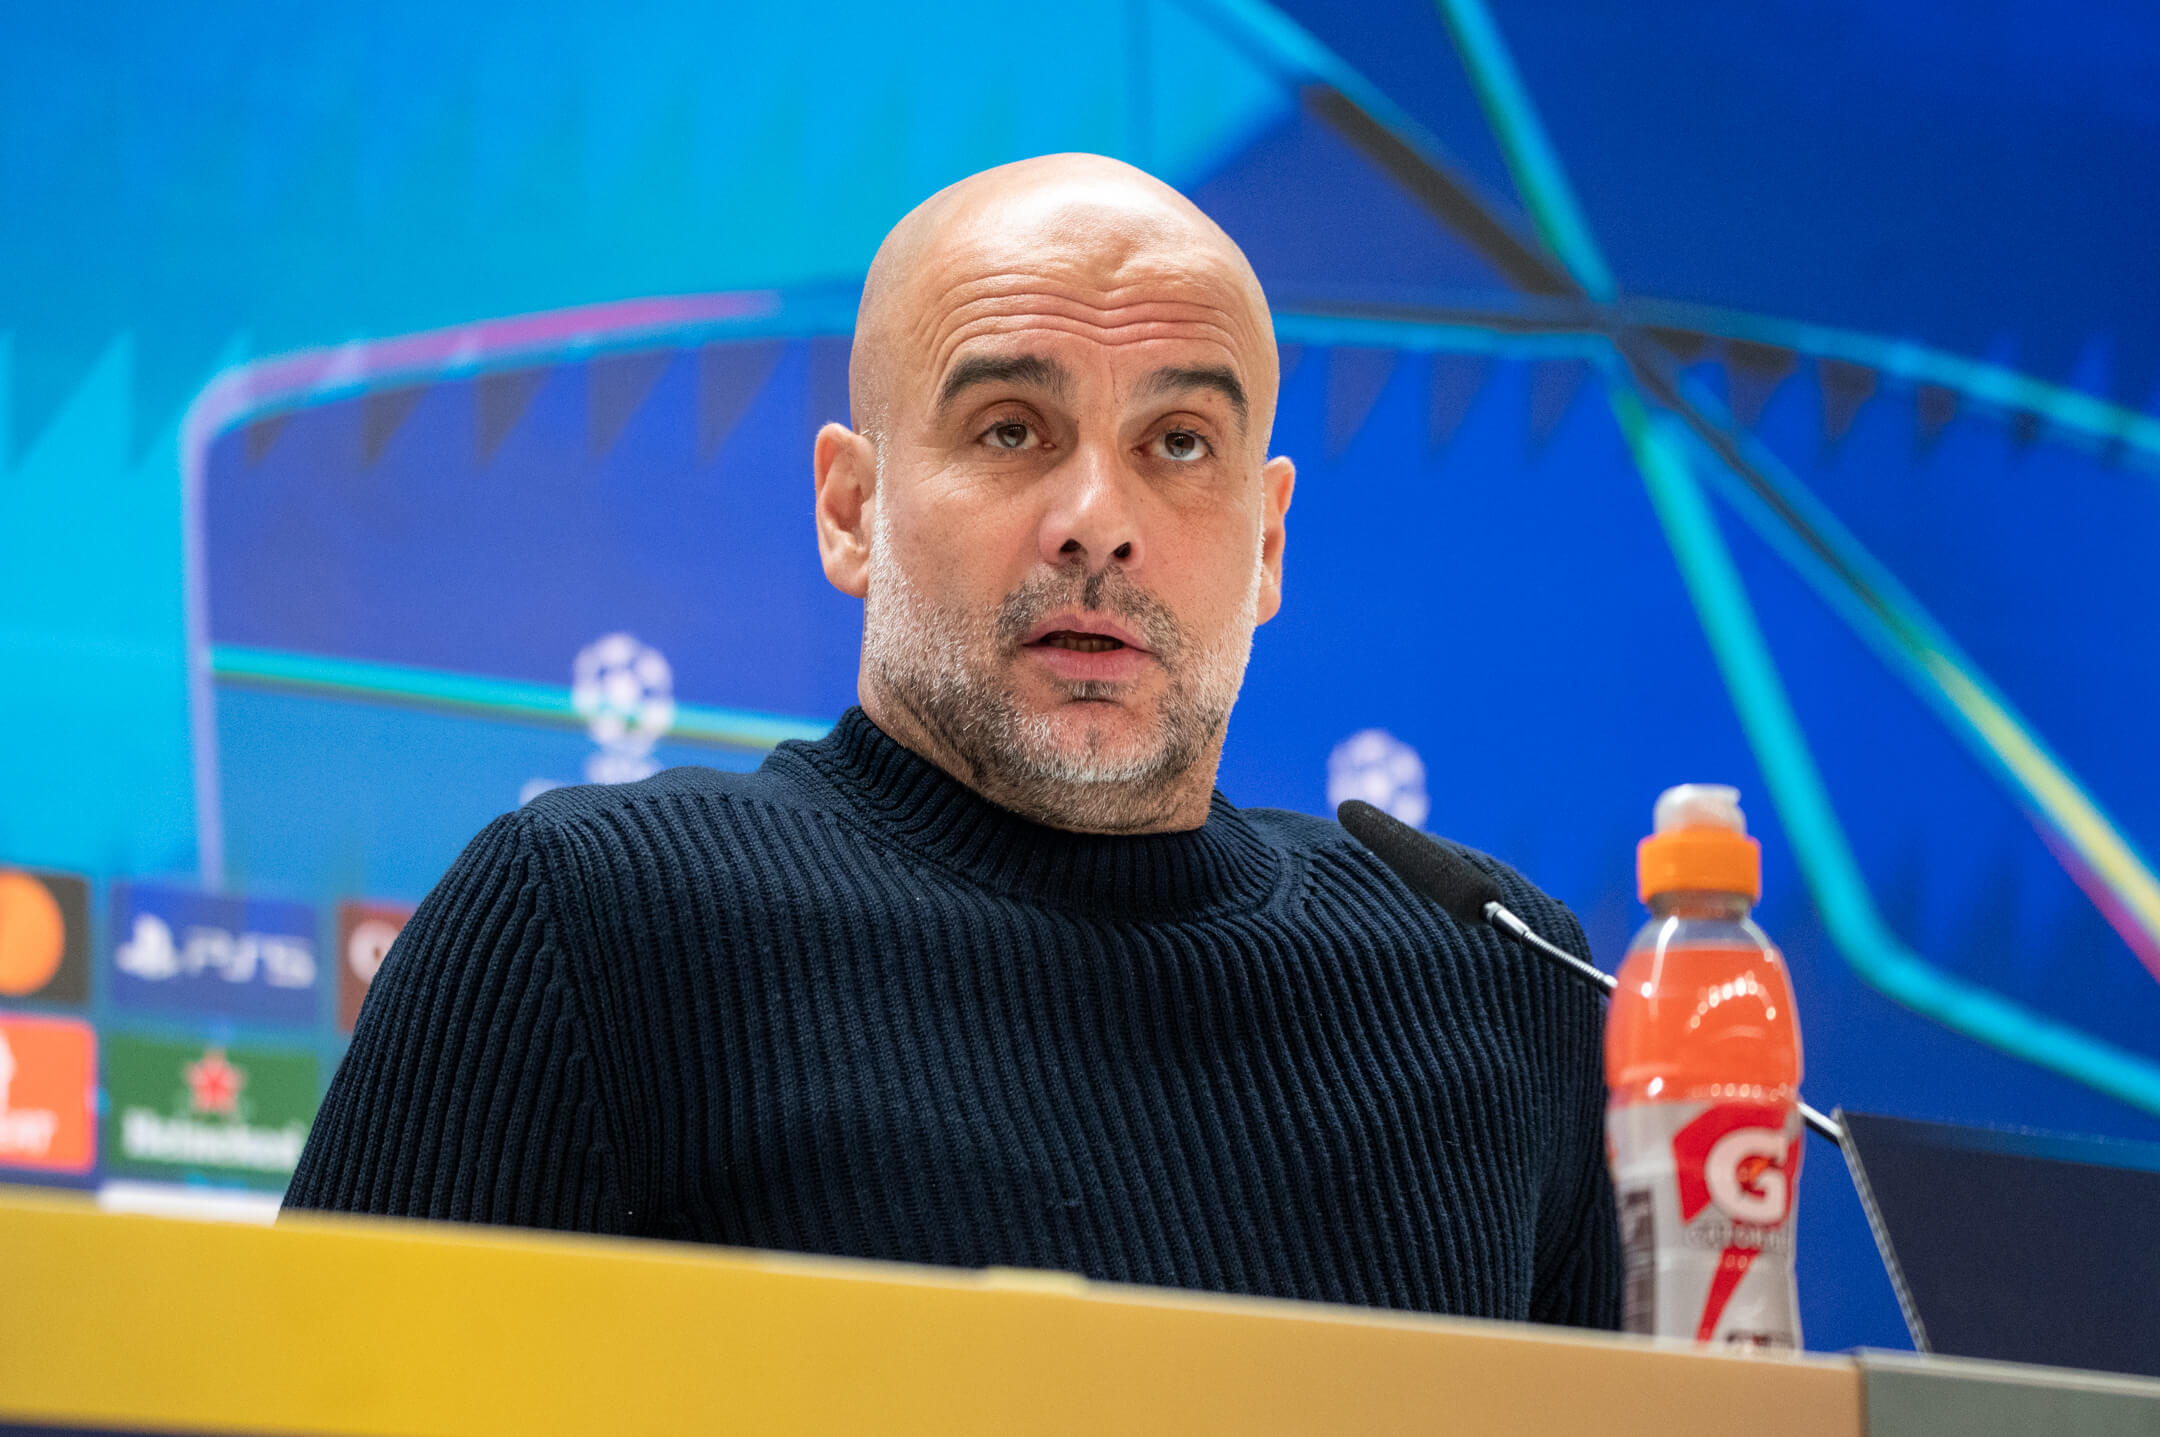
[1035,631,1127,654]
[1020,613,1154,674]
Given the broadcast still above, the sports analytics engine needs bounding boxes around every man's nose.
[1038,438,1142,573]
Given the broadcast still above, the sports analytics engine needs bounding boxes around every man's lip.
[1021,612,1152,653]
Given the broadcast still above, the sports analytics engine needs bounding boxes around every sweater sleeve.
[1522,899,1625,1331]
[282,809,634,1234]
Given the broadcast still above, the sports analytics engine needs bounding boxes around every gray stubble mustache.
[992,563,1183,662]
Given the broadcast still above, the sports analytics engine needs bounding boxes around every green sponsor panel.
[102,1033,319,1191]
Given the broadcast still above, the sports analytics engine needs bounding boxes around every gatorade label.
[1606,1100,1804,1348]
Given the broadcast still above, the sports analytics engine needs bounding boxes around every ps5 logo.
[115,912,316,989]
[108,884,321,1023]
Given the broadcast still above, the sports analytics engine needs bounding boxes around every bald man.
[288,155,1620,1330]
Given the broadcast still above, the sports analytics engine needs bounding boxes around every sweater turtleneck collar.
[777,707,1282,920]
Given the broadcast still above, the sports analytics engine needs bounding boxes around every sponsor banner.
[0,867,91,1006]
[108,882,319,1024]
[0,1011,97,1173]
[335,900,413,1032]
[102,1032,318,1189]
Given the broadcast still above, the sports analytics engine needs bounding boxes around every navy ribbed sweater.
[287,708,1620,1327]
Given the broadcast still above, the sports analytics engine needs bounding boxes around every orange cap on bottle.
[1636,783,1761,903]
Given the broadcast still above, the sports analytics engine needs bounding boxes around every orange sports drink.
[1605,784,1804,1347]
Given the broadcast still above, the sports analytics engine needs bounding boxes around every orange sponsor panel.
[0,868,90,1005]
[0,1011,97,1172]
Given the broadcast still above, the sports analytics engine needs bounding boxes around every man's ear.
[1254,454,1296,625]
[814,422,878,599]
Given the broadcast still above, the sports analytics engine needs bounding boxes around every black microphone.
[1337,799,1618,994]
[1336,798,1844,1146]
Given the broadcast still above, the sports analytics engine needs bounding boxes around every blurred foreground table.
[2,1186,2153,1435]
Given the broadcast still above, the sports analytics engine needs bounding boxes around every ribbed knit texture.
[287,709,1621,1328]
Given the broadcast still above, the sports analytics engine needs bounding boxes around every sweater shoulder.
[1241,803,1598,1018]
[1237,804,1566,917]
[516,759,825,833]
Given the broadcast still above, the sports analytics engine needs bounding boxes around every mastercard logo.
[0,869,90,1005]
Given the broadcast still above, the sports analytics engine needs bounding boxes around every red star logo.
[184,1047,244,1116]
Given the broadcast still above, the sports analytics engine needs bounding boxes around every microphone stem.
[1482,901,1845,1148]
[1484,901,1617,994]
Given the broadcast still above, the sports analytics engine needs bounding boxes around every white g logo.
[1704,1127,1790,1225]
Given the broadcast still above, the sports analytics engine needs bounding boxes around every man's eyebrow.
[936,353,1073,413]
[1137,365,1249,430]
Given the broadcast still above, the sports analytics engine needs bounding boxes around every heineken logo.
[103,1033,318,1188]
[120,1109,305,1172]
[185,1047,244,1114]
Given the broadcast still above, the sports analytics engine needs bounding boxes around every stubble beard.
[862,501,1259,834]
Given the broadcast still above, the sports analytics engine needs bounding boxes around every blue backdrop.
[6,0,2158,1355]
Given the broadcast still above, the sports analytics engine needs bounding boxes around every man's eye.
[1152,429,1211,463]
[983,421,1040,451]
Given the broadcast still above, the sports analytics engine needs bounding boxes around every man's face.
[844,191,1292,832]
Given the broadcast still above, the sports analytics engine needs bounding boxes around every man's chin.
[1014,699,1170,781]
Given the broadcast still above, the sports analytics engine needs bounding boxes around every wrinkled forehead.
[891,192,1277,413]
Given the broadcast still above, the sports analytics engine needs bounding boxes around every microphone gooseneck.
[1335,799,1843,1147]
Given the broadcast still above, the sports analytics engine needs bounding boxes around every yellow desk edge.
[1,1185,1860,1436]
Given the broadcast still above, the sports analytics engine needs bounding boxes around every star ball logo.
[0,1013,97,1172]
[336,900,413,1032]
[0,867,91,1006]
[522,633,679,805]
[1326,730,1430,830]
[104,1033,318,1187]
[574,632,675,785]
[109,882,319,1024]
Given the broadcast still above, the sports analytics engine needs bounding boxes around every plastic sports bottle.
[1605,784,1804,1347]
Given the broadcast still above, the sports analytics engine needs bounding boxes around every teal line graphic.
[1623,297,2160,465]
[1272,310,1604,357]
[1200,0,2155,463]
[1433,0,1615,302]
[1438,0,2160,1113]
[1651,363,2160,970]
[1613,394,2160,1117]
[220,286,862,438]
[211,646,831,752]
[1179,0,1496,203]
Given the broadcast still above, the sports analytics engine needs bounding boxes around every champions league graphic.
[521,634,679,805]
[573,633,677,784]
[1325,730,1431,830]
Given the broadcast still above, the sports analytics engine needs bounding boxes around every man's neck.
[857,681,1219,836]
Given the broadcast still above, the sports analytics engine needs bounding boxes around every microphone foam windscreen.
[1336,799,1503,926]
